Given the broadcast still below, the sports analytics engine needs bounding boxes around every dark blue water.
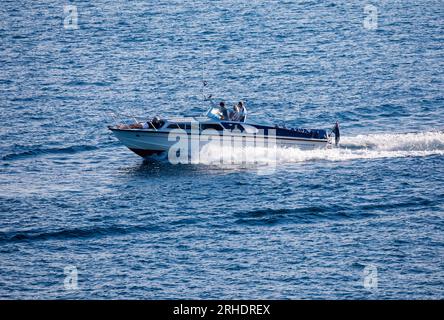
[1,0,443,299]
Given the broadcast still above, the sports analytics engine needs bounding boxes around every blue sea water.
[0,0,443,299]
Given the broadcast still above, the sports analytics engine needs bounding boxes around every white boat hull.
[110,129,330,158]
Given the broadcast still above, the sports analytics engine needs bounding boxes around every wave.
[2,144,99,161]
[234,207,364,225]
[234,197,435,225]
[0,224,166,243]
[198,131,444,165]
[65,80,112,87]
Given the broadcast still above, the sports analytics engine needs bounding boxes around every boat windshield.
[206,106,223,121]
[205,104,248,122]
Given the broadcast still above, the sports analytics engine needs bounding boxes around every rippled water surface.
[0,1,443,299]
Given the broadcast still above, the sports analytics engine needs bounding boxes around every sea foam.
[197,131,444,165]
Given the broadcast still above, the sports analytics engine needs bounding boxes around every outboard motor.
[332,121,340,146]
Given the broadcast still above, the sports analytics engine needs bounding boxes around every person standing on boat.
[219,101,229,120]
[230,104,241,121]
[237,101,246,122]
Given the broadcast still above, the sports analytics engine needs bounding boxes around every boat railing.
[109,112,160,131]
[109,112,141,124]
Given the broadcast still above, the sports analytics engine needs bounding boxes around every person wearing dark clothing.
[219,101,229,120]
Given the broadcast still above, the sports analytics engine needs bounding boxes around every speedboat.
[108,104,340,159]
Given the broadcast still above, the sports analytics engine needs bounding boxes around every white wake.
[198,131,444,165]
